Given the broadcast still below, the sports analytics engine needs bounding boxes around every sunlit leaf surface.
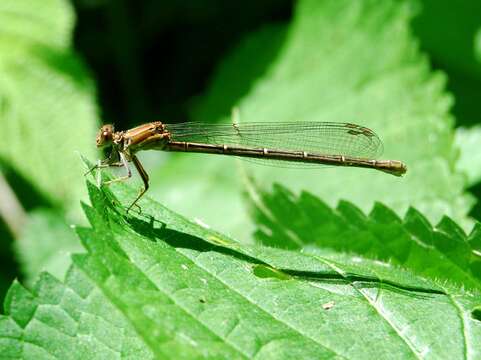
[0,0,98,209]
[1,181,480,359]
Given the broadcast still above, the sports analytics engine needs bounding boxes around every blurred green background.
[74,0,292,126]
[1,0,481,306]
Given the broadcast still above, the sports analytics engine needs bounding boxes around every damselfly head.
[96,124,114,148]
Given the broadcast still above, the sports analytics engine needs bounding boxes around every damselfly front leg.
[102,151,132,186]
[84,151,123,177]
[89,151,143,213]
[85,158,127,188]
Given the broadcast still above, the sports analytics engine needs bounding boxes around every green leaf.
[249,183,481,291]
[0,0,98,211]
[0,0,74,49]
[147,0,473,243]
[455,126,481,186]
[411,0,481,126]
[412,0,481,78]
[14,209,82,286]
[1,180,480,359]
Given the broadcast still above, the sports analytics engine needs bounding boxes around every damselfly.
[90,121,407,211]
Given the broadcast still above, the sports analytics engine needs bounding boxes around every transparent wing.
[165,122,384,159]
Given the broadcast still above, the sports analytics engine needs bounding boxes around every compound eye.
[96,124,114,147]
